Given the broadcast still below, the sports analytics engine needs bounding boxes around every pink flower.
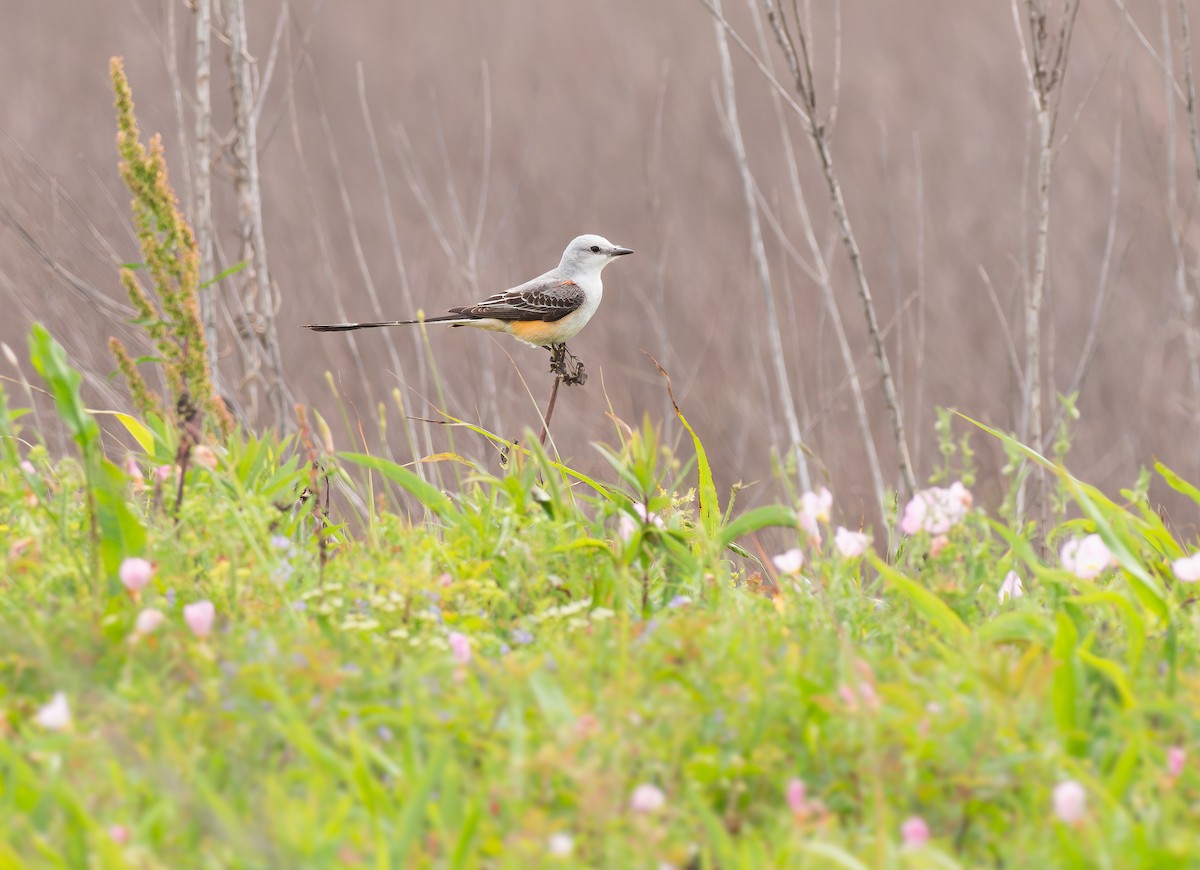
[901,816,930,848]
[900,494,928,535]
[34,692,71,731]
[448,631,471,666]
[785,778,807,816]
[834,527,870,559]
[1068,534,1114,579]
[930,535,950,557]
[183,600,215,639]
[119,557,154,593]
[618,502,664,541]
[20,460,36,476]
[630,783,666,813]
[1172,554,1200,583]
[1168,746,1186,779]
[772,548,804,575]
[900,483,973,536]
[998,570,1024,603]
[108,824,130,845]
[154,465,177,485]
[838,684,859,711]
[123,455,144,491]
[800,487,833,524]
[134,608,165,636]
[193,445,218,470]
[1053,780,1086,825]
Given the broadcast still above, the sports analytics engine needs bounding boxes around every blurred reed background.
[2,0,1198,529]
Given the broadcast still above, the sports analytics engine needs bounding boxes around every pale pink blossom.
[834,527,870,559]
[34,692,71,731]
[800,487,833,524]
[1168,746,1186,779]
[1066,535,1114,579]
[20,460,36,476]
[930,535,950,557]
[108,825,130,845]
[193,445,218,470]
[1172,554,1200,583]
[901,816,930,848]
[1060,539,1080,574]
[134,608,165,636]
[785,778,807,816]
[1053,780,1086,825]
[998,570,1024,603]
[547,833,573,857]
[119,557,154,593]
[123,455,144,491]
[183,600,215,639]
[900,482,973,536]
[154,465,177,485]
[630,783,666,813]
[618,502,664,541]
[448,631,471,666]
[772,548,804,575]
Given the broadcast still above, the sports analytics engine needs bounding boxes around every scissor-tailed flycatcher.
[305,234,633,349]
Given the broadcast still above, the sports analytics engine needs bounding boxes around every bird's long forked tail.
[304,315,464,332]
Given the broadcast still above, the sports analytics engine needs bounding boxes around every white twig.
[712,0,812,490]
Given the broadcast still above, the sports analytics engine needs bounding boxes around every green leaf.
[1063,477,1169,623]
[1155,461,1200,508]
[870,555,970,645]
[199,259,248,289]
[29,323,100,449]
[89,409,157,454]
[977,611,1053,646]
[340,452,459,523]
[649,355,720,540]
[800,842,870,870]
[718,505,799,551]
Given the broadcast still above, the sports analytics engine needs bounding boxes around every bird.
[304,234,633,350]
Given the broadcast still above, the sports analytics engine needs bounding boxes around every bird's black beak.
[610,246,634,256]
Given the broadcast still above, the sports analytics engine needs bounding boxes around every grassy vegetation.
[2,330,1200,868]
[3,54,1199,870]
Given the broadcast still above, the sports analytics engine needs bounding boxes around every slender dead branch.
[711,0,812,491]
[193,0,218,391]
[227,0,288,428]
[756,0,916,494]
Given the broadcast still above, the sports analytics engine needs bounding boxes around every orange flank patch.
[508,319,567,346]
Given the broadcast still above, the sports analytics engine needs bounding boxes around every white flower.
[630,783,666,813]
[800,487,833,524]
[900,482,973,535]
[1172,553,1200,583]
[547,833,574,856]
[1053,780,1086,825]
[772,548,804,575]
[134,608,166,635]
[34,692,71,731]
[1070,534,1114,579]
[618,502,664,541]
[834,527,870,559]
[998,570,1024,603]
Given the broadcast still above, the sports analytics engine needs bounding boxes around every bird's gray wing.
[450,275,585,322]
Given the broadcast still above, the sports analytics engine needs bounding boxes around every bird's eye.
[590,245,601,253]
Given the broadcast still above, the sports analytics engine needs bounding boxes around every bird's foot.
[547,343,587,386]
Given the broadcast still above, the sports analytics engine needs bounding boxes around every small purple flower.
[271,535,292,551]
[511,628,534,645]
[292,600,307,612]
[668,595,692,608]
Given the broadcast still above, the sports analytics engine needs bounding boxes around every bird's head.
[559,234,634,275]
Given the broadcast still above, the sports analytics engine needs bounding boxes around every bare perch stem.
[538,378,561,447]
